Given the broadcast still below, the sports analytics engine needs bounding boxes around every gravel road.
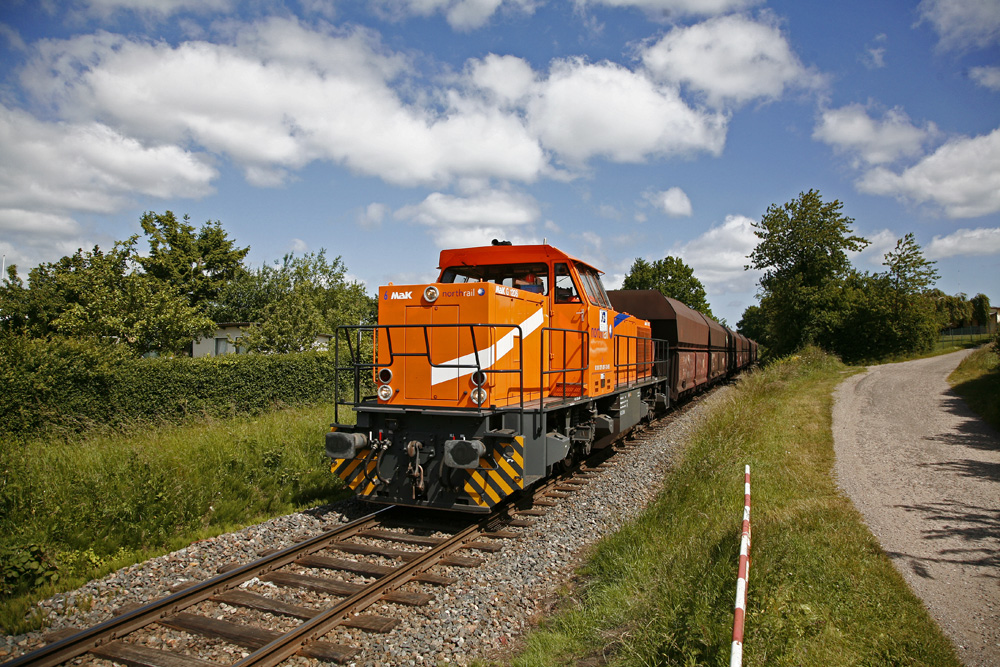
[833,349,1000,666]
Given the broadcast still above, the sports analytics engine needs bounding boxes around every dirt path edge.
[832,349,1000,666]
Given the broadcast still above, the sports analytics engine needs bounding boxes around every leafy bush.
[0,544,59,597]
[0,336,346,436]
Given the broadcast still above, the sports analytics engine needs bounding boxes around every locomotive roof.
[438,243,602,274]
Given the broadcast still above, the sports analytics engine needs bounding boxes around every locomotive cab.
[326,243,670,512]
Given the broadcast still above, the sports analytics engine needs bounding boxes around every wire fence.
[938,326,993,348]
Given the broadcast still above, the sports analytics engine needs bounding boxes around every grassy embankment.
[948,343,1000,430]
[511,348,961,667]
[0,404,348,635]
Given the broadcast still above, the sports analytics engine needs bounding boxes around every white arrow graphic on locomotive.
[430,308,545,386]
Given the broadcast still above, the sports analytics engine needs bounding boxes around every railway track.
[4,473,598,667]
[3,394,711,667]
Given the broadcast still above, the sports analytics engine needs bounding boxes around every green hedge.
[0,336,346,435]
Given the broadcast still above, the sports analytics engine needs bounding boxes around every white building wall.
[192,324,248,358]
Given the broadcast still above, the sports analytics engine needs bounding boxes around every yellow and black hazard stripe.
[461,435,525,508]
[331,454,378,496]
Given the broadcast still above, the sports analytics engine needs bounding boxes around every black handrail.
[333,322,532,423]
[613,333,669,388]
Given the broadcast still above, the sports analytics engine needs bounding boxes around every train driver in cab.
[515,270,545,294]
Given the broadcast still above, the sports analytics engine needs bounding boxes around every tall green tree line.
[738,190,984,362]
[0,211,374,356]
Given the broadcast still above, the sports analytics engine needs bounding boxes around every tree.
[746,190,869,356]
[883,233,939,314]
[736,304,768,343]
[929,290,973,329]
[209,263,289,324]
[138,211,250,311]
[210,250,376,354]
[0,239,213,354]
[238,283,327,354]
[970,293,990,327]
[747,189,869,294]
[622,256,714,318]
[872,233,940,355]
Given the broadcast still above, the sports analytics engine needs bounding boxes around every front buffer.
[326,407,531,512]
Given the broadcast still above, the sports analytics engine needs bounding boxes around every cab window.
[440,263,548,295]
[553,263,581,303]
[577,264,611,308]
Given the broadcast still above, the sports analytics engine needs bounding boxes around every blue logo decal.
[477,288,486,296]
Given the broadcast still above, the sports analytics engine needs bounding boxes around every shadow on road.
[888,499,1000,578]
[932,392,1000,453]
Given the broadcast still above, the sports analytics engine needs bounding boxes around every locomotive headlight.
[377,367,393,384]
[423,285,440,303]
[470,387,488,405]
[377,384,394,401]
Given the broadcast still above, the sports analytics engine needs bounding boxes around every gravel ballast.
[1,389,727,667]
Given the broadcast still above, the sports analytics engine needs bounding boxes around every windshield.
[440,263,549,295]
[576,264,611,308]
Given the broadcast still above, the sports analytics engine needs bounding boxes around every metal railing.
[332,322,530,422]
[334,323,675,419]
[613,334,669,388]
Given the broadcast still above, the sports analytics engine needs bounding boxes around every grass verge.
[948,345,1000,431]
[511,347,961,667]
[0,403,347,635]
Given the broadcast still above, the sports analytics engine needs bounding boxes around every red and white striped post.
[731,464,751,667]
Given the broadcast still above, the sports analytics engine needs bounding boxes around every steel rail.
[1,507,394,667]
[233,515,491,667]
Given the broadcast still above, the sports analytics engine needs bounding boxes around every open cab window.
[440,263,549,295]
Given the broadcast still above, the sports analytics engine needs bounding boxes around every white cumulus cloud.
[467,54,537,106]
[0,104,217,216]
[925,227,1000,258]
[81,0,232,18]
[526,58,727,164]
[971,65,1000,90]
[850,228,900,268]
[917,0,1000,50]
[572,0,759,17]
[858,127,1000,218]
[372,0,537,30]
[641,14,823,107]
[19,19,546,188]
[358,202,390,229]
[813,104,937,166]
[395,188,540,247]
[860,33,888,69]
[0,208,83,240]
[645,187,692,217]
[671,214,760,294]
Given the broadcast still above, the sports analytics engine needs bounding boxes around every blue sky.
[1,0,998,326]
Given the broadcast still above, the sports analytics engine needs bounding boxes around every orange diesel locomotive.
[325,242,669,512]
